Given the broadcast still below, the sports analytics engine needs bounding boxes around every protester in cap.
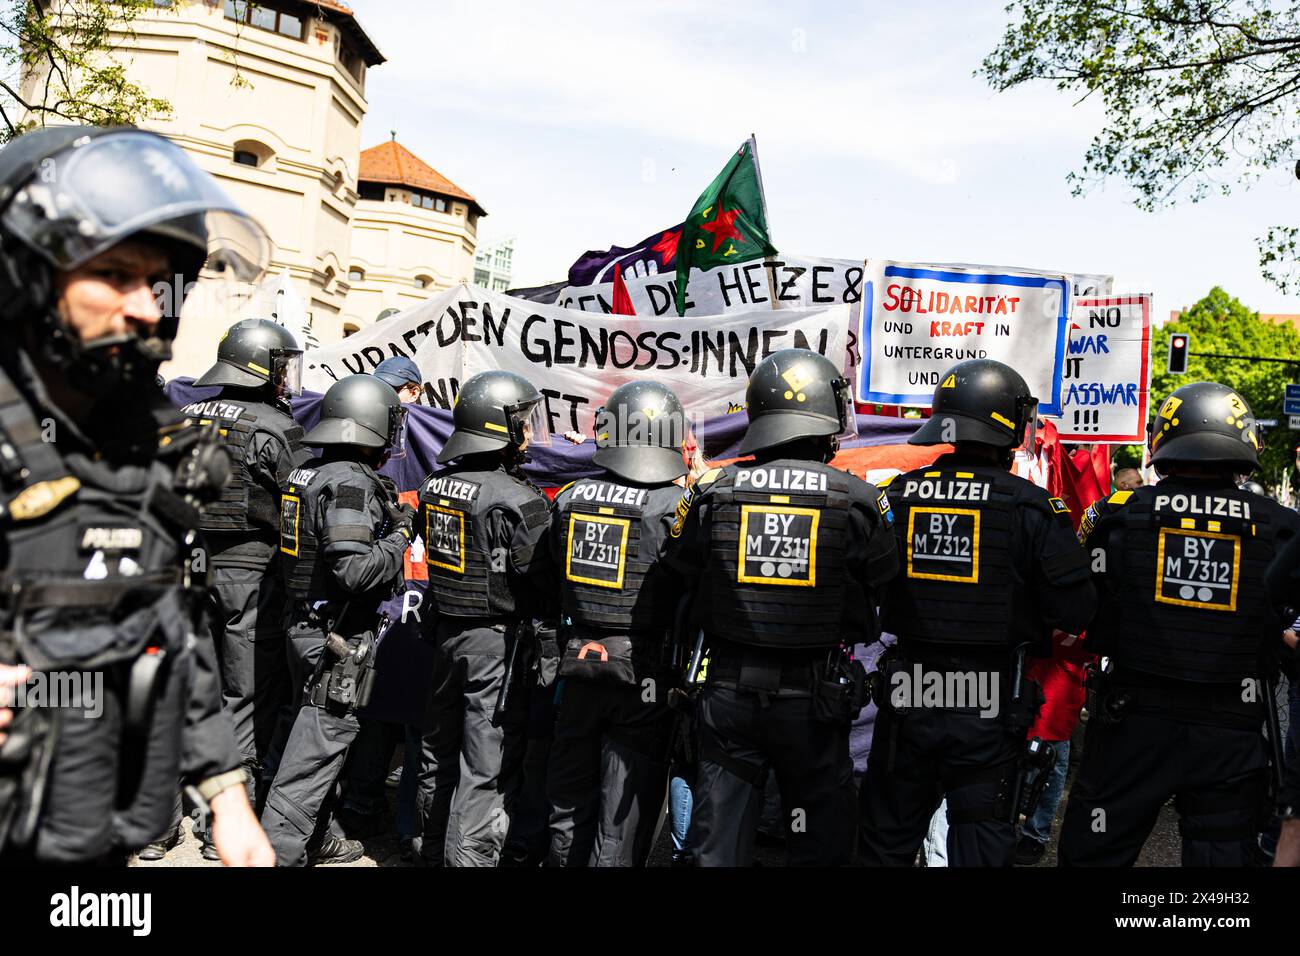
[373,356,423,404]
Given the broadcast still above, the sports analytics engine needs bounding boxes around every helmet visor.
[505,398,550,448]
[832,375,857,444]
[2,130,270,281]
[271,349,303,397]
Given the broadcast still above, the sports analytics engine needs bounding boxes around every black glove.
[385,501,417,541]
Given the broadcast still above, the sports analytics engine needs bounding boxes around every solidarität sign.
[1052,294,1152,443]
[858,261,1071,414]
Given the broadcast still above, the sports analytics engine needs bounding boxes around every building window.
[358,183,385,202]
[338,41,364,82]
[231,139,273,169]
[348,267,365,283]
[224,1,305,40]
[414,275,431,289]
[492,278,508,292]
[323,266,336,293]
[343,322,360,338]
[474,269,490,286]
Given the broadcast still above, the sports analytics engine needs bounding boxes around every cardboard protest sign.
[1052,294,1152,443]
[858,261,1071,414]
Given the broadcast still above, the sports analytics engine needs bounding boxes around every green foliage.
[982,2,1300,292]
[0,0,172,143]
[1155,286,1300,481]
[1111,443,1144,469]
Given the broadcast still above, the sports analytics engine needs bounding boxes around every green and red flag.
[674,135,776,315]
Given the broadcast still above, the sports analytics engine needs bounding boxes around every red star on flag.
[699,207,745,253]
[651,229,680,266]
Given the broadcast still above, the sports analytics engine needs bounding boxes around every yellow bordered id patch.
[279,493,302,556]
[1048,497,1069,515]
[566,512,630,588]
[906,506,980,583]
[1155,528,1240,612]
[425,504,466,573]
[737,505,818,586]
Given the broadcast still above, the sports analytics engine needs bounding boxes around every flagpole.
[748,133,780,312]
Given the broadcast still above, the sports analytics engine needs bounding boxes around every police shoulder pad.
[1107,489,1134,507]
[696,467,723,486]
[556,480,576,496]
[1048,496,1070,515]
[874,473,898,489]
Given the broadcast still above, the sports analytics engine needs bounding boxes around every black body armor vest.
[180,393,305,538]
[555,478,679,638]
[1095,483,1289,683]
[700,460,870,649]
[419,464,549,619]
[882,465,1024,649]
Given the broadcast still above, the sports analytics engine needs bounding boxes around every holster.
[0,701,60,854]
[811,648,869,724]
[308,634,376,714]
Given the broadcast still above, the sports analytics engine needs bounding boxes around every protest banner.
[1052,294,1152,443]
[858,261,1071,414]
[922,261,1112,300]
[304,284,851,437]
[554,254,864,317]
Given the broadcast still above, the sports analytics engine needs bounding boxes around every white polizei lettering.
[736,468,828,492]
[1154,493,1249,519]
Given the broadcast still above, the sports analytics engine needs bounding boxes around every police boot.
[308,834,365,866]
[137,825,183,862]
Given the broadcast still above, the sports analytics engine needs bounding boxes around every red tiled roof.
[358,140,486,217]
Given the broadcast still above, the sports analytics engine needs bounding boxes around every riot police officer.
[0,124,272,866]
[261,374,414,866]
[415,370,552,866]
[1059,382,1300,866]
[545,380,689,866]
[666,348,897,866]
[858,359,1096,867]
[179,320,307,833]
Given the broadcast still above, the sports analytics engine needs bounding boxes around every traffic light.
[1167,333,1191,374]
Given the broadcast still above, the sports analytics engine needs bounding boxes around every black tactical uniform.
[185,319,307,802]
[416,370,551,867]
[544,381,688,866]
[0,126,270,863]
[858,359,1096,867]
[260,375,412,866]
[1059,383,1300,866]
[667,349,897,866]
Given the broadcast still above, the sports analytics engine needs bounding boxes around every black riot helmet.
[0,126,270,394]
[438,370,547,464]
[908,359,1037,449]
[593,380,688,484]
[194,318,303,395]
[739,349,853,456]
[1149,381,1261,473]
[304,374,404,450]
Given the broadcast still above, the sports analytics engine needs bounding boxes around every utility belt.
[868,643,1043,737]
[1087,664,1263,732]
[556,619,674,687]
[704,638,868,723]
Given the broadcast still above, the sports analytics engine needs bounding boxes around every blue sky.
[351,0,1300,317]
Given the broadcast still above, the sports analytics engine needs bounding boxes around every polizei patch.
[425,505,466,573]
[737,505,818,586]
[1155,528,1240,612]
[566,513,630,588]
[78,526,143,552]
[907,507,979,583]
